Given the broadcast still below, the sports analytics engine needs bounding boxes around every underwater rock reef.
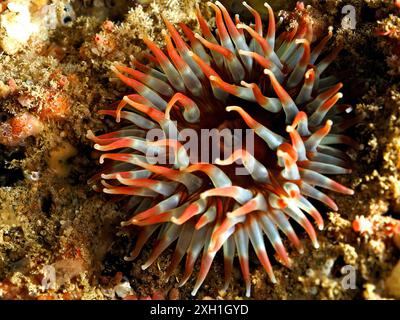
[0,0,399,300]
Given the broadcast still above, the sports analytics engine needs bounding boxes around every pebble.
[114,281,133,298]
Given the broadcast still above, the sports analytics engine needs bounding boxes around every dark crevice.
[0,146,25,187]
[41,193,53,218]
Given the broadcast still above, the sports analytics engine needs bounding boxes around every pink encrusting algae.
[87,1,359,297]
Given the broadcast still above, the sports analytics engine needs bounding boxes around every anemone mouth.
[88,1,357,297]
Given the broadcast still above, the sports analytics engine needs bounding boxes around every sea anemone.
[88,1,358,297]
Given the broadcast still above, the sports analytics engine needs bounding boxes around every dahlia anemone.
[88,1,359,297]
